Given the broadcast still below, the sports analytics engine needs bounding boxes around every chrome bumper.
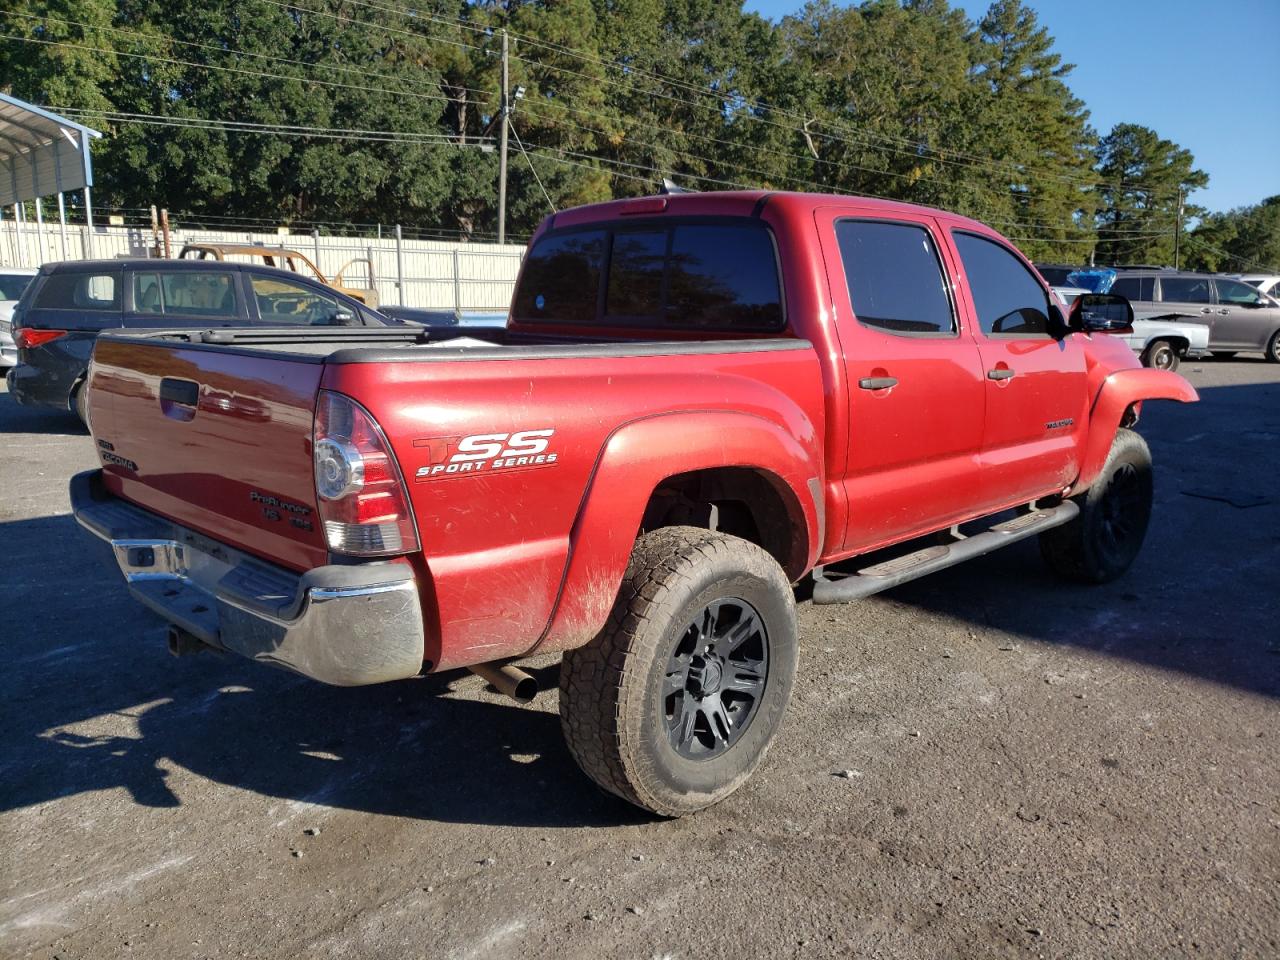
[70,470,426,686]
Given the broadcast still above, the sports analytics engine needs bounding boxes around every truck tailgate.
[88,336,329,571]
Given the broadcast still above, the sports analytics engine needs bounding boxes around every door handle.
[1217,308,1229,315]
[858,376,898,390]
[987,368,1015,381]
[1200,307,1213,314]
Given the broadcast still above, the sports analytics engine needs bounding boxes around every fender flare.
[1070,367,1198,494]
[529,409,822,655]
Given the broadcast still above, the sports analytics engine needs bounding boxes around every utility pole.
[497,28,509,245]
[1174,186,1184,270]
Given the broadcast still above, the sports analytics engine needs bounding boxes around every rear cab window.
[512,218,784,333]
[953,232,1053,337]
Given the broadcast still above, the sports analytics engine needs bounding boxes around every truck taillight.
[313,391,419,557]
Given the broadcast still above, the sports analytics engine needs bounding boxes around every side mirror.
[1070,293,1134,333]
[330,308,358,326]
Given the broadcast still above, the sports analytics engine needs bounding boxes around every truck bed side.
[322,340,824,670]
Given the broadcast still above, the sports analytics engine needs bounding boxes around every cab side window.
[835,220,954,335]
[954,232,1051,337]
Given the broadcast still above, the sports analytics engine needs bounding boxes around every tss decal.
[415,429,558,481]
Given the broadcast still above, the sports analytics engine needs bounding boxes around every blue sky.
[742,0,1280,215]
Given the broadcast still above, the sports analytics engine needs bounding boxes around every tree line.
[1,0,1275,269]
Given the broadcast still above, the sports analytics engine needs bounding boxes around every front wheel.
[1040,428,1153,584]
[1141,339,1179,371]
[559,527,798,817]
[1266,330,1280,364]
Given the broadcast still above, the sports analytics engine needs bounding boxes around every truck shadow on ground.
[2,381,1276,825]
[0,519,641,828]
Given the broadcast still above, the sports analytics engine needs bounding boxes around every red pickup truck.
[71,191,1197,816]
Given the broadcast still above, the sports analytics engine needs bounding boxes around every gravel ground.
[0,358,1277,960]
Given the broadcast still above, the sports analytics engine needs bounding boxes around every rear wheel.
[559,527,797,817]
[1266,330,1280,364]
[72,382,89,427]
[1040,429,1153,584]
[1141,339,1178,371]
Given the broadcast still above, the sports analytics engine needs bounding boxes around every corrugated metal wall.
[0,221,525,312]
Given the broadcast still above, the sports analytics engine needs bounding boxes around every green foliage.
[1094,123,1207,267]
[0,0,1251,257]
[1185,197,1280,273]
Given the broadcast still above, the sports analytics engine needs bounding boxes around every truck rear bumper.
[70,470,426,686]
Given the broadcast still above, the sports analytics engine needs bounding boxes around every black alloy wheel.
[664,598,769,761]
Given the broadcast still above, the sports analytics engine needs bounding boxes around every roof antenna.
[659,177,690,195]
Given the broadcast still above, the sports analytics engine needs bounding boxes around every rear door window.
[835,220,954,335]
[1110,276,1154,302]
[33,272,120,312]
[249,274,345,325]
[1159,277,1211,304]
[513,220,783,331]
[129,271,239,319]
[953,232,1052,337]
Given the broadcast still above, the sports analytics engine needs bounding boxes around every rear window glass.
[34,272,120,312]
[513,230,606,326]
[607,230,666,318]
[1111,276,1154,302]
[836,220,954,335]
[0,273,33,300]
[514,221,783,331]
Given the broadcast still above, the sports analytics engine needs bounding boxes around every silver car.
[1053,286,1209,370]
[1110,271,1280,362]
[0,268,38,368]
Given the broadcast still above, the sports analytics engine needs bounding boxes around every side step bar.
[811,501,1079,604]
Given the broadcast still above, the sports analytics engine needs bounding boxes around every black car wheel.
[1040,428,1153,584]
[560,526,797,816]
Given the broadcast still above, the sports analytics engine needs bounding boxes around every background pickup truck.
[71,190,1197,816]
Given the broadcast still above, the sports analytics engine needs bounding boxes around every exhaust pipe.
[167,625,211,657]
[469,660,538,704]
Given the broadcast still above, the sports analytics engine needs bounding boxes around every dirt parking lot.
[1,358,1277,960]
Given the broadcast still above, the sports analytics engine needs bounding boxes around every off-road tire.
[559,526,798,817]
[1266,330,1280,364]
[1141,339,1178,371]
[1040,428,1153,584]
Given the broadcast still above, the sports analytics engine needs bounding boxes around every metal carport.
[0,93,102,265]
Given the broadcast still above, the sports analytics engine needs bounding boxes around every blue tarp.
[1064,268,1117,293]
